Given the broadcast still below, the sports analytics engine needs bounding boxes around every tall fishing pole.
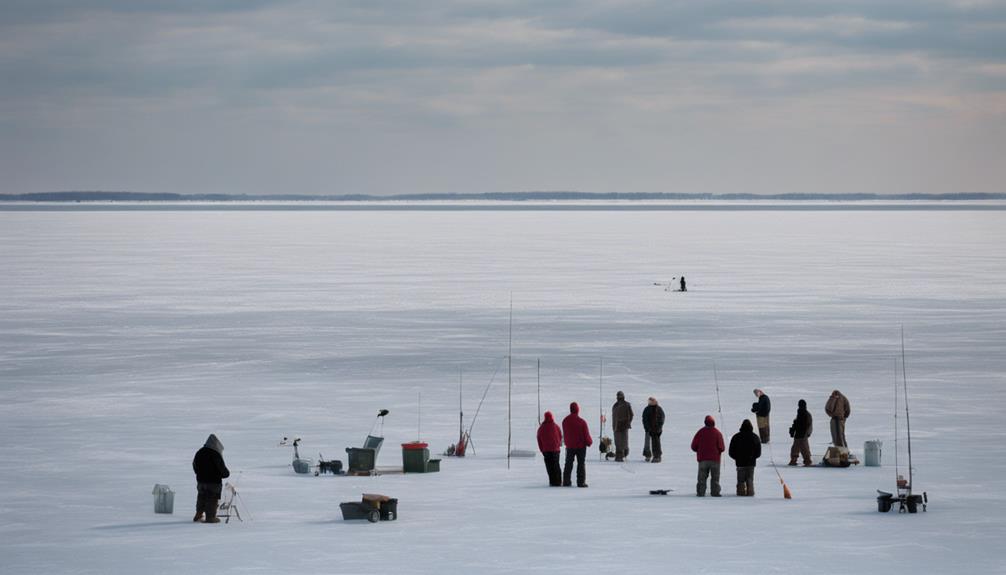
[599,357,604,461]
[459,366,464,454]
[894,357,899,485]
[507,294,513,470]
[901,326,913,488]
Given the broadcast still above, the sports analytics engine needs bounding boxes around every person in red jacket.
[691,415,725,497]
[537,411,563,486]
[562,402,593,488]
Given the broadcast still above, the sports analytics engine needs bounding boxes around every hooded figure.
[825,390,851,447]
[192,434,230,523]
[641,397,665,463]
[691,415,725,497]
[537,411,563,486]
[562,402,592,488]
[751,389,771,444]
[729,420,762,496]
[789,399,814,466]
[611,391,634,462]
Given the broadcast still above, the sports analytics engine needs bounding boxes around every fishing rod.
[901,326,913,489]
[599,357,604,461]
[467,356,506,439]
[894,357,899,486]
[507,294,513,470]
[713,362,723,424]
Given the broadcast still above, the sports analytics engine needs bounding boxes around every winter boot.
[203,500,221,524]
[736,485,747,497]
[193,511,204,522]
[651,457,661,463]
[788,459,798,466]
[645,456,651,462]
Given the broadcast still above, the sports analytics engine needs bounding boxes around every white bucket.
[864,440,882,467]
[152,484,175,514]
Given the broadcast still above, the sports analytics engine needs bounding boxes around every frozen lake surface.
[1,207,1005,573]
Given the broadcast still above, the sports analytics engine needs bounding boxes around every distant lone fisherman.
[562,402,593,488]
[192,434,230,524]
[751,389,771,443]
[789,399,814,466]
[691,415,725,497]
[611,391,634,462]
[537,411,563,487]
[641,397,665,463]
[825,390,851,448]
[680,276,687,292]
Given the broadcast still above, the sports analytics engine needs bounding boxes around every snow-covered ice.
[1,207,1005,574]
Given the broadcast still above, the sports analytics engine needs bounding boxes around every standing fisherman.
[641,397,665,463]
[537,411,563,486]
[788,399,814,466]
[691,415,725,497]
[192,434,230,523]
[825,390,851,447]
[562,402,593,488]
[751,389,771,443]
[728,419,762,496]
[680,276,687,292]
[611,391,634,462]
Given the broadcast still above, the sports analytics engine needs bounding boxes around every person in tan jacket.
[825,390,851,447]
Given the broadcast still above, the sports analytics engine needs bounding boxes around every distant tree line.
[1,191,1004,202]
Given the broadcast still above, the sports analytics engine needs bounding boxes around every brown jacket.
[825,392,851,420]
[611,399,634,432]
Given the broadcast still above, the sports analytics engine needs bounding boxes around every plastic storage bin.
[402,442,430,473]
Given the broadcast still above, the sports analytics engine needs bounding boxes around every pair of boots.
[788,459,813,467]
[736,485,755,497]
[644,456,662,463]
[193,500,220,524]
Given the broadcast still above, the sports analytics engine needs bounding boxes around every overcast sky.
[1,0,1004,196]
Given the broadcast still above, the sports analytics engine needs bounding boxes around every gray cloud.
[0,0,1003,195]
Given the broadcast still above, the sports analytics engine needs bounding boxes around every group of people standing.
[536,388,854,497]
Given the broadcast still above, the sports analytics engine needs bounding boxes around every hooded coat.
[537,411,563,453]
[642,403,665,434]
[791,400,813,439]
[562,403,593,449]
[193,434,230,484]
[690,416,725,462]
[611,392,634,432]
[728,420,763,467]
[825,391,851,420]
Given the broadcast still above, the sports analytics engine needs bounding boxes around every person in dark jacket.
[788,399,814,466]
[691,415,725,497]
[825,390,851,447]
[680,276,687,292]
[641,397,665,463]
[728,419,762,496]
[537,411,563,486]
[611,391,634,462]
[192,434,230,523]
[562,402,593,488]
[751,389,771,444]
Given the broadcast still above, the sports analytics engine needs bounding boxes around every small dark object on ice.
[649,489,674,495]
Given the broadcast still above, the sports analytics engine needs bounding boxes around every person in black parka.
[728,419,762,496]
[788,399,814,466]
[192,434,230,523]
[641,397,665,463]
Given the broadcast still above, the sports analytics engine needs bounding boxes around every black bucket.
[379,498,398,521]
[877,494,894,513]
